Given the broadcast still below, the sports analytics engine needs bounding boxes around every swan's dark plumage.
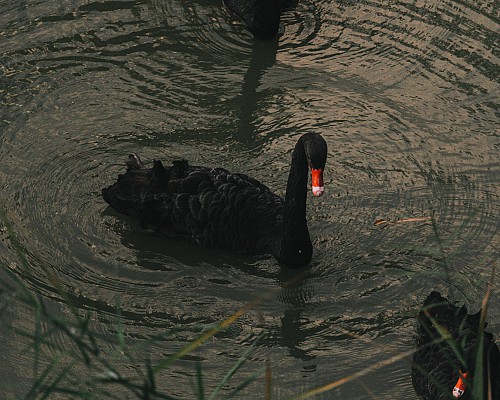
[102,133,327,267]
[223,0,298,40]
[411,291,500,399]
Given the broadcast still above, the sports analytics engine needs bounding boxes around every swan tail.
[102,155,173,220]
[103,156,212,238]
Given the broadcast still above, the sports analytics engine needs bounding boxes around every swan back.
[103,155,284,254]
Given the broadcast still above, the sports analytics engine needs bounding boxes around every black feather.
[102,133,327,267]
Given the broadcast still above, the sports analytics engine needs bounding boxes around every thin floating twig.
[374,216,432,226]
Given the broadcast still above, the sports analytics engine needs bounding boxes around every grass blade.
[24,355,61,400]
[152,299,261,374]
[225,367,265,399]
[39,361,77,400]
[209,333,264,400]
[195,361,205,400]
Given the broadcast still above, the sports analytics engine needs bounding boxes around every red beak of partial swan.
[311,168,324,197]
[452,370,468,398]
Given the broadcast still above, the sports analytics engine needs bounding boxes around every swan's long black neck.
[252,0,281,40]
[278,138,313,267]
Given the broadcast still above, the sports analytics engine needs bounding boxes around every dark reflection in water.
[0,0,499,398]
[277,269,319,362]
[235,38,279,145]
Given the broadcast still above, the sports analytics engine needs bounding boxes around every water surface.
[1,0,498,398]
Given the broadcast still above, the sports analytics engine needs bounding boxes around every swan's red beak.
[311,168,324,197]
[452,370,468,398]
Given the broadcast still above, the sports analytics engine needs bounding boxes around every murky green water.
[1,0,498,398]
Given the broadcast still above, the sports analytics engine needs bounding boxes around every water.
[0,0,498,398]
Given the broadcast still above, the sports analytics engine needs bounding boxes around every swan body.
[223,0,298,40]
[412,291,500,399]
[102,133,327,267]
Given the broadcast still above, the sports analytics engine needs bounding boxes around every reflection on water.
[0,0,498,398]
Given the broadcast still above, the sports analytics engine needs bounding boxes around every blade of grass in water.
[115,297,126,351]
[1,208,266,398]
[422,307,467,368]
[265,358,271,400]
[225,367,266,399]
[0,206,98,342]
[290,333,454,400]
[209,332,264,400]
[152,298,262,374]
[146,361,157,395]
[39,360,78,400]
[33,296,43,377]
[24,355,62,399]
[289,347,417,400]
[429,208,451,282]
[196,361,205,400]
[472,260,497,400]
[410,353,455,397]
[2,202,495,399]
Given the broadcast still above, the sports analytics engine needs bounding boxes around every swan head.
[302,133,327,197]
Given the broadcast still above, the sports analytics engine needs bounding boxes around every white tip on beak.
[312,186,324,197]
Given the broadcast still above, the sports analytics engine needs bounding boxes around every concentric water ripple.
[1,0,498,398]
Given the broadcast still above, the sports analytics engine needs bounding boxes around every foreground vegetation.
[0,207,496,399]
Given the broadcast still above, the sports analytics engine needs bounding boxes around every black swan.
[102,133,327,267]
[411,291,500,399]
[223,0,299,40]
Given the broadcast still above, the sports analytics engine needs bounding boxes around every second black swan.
[223,0,299,40]
[412,291,500,399]
[102,133,327,267]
